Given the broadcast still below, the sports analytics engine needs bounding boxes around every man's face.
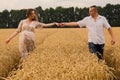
[89,7,97,17]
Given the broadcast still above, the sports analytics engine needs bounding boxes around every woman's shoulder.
[19,19,27,24]
[20,19,26,22]
[32,21,42,24]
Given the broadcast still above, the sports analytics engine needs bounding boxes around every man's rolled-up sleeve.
[103,17,111,29]
[77,18,87,28]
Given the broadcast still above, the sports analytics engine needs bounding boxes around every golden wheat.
[0,28,120,80]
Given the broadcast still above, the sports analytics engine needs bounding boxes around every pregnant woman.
[5,9,59,59]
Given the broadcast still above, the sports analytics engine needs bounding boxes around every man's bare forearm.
[108,27,115,45]
[108,28,115,39]
[63,22,78,27]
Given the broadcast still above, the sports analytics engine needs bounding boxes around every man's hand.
[111,38,115,45]
[59,23,65,27]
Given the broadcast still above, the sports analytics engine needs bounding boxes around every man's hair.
[90,5,98,12]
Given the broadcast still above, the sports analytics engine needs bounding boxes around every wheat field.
[0,28,120,80]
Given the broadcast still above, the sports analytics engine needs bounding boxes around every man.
[59,5,115,59]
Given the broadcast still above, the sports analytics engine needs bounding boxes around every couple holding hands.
[6,5,115,60]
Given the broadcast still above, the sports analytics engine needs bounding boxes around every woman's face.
[29,11,36,20]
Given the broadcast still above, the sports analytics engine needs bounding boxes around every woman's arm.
[36,22,59,28]
[5,20,22,44]
[43,22,59,27]
[5,30,19,44]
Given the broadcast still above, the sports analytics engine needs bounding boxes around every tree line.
[0,3,120,28]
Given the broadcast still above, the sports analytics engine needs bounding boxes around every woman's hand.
[5,38,10,44]
[54,22,60,26]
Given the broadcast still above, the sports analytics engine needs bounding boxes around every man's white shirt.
[77,15,111,44]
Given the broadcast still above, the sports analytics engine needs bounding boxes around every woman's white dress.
[17,20,43,58]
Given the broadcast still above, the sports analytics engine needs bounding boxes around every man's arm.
[42,22,59,27]
[60,22,78,27]
[108,27,115,45]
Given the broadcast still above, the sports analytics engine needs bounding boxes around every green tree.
[0,10,10,28]
[35,6,44,22]
[9,9,26,28]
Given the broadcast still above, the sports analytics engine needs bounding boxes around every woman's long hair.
[26,9,38,21]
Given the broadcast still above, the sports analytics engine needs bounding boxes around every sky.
[0,0,120,12]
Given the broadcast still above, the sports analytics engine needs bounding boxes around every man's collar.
[90,15,101,19]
